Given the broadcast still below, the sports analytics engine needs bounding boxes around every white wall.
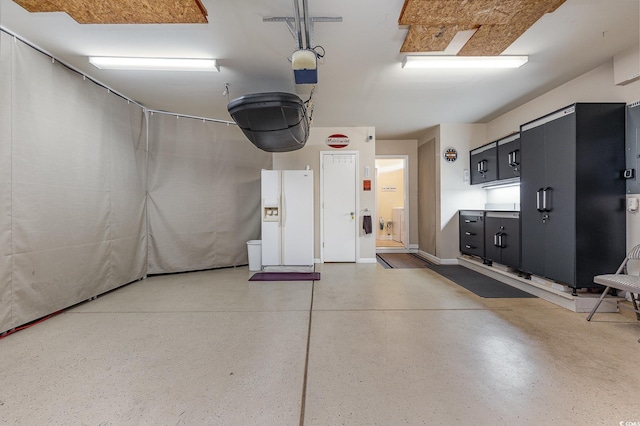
[488,60,640,141]
[273,126,376,263]
[418,124,486,261]
[437,124,487,261]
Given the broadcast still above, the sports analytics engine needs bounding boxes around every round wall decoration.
[443,148,458,162]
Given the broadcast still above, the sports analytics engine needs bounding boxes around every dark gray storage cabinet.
[497,133,520,180]
[484,211,520,268]
[459,210,485,258]
[520,103,626,291]
[470,142,497,185]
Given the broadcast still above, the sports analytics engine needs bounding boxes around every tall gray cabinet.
[520,103,626,293]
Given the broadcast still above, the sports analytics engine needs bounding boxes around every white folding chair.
[586,244,640,321]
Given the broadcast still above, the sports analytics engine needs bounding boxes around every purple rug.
[249,272,320,281]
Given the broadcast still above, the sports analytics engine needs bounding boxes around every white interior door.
[322,152,357,262]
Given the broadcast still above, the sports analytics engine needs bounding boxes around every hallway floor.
[2,263,639,425]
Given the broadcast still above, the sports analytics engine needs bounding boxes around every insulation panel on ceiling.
[399,0,567,55]
[400,24,476,53]
[12,0,208,24]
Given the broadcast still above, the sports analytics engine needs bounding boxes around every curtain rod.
[0,26,145,109]
[148,110,236,126]
[0,26,237,126]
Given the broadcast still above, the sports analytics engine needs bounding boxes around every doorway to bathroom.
[375,156,408,250]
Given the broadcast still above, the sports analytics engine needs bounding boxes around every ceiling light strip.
[402,55,528,69]
[89,57,219,72]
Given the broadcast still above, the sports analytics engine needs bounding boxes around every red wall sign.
[326,134,350,149]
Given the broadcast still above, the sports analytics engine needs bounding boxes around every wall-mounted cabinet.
[470,134,520,185]
[520,103,626,292]
[497,133,520,180]
[470,142,497,185]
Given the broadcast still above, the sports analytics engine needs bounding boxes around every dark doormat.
[377,253,535,298]
[377,253,433,269]
[249,272,320,281]
[428,265,536,299]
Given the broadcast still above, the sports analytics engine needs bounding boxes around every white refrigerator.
[261,169,314,267]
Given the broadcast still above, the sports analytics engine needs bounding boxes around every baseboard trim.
[457,256,620,313]
[417,250,458,266]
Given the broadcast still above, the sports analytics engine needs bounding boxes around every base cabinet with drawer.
[459,210,485,258]
[484,211,520,269]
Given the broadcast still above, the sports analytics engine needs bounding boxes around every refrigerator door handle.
[281,194,286,227]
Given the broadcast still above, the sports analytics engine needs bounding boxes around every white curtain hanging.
[146,113,271,274]
[0,32,12,333]
[1,34,147,331]
[0,30,272,334]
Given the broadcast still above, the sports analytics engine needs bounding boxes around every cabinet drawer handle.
[536,188,544,212]
[477,160,488,174]
[542,187,552,212]
[465,244,476,249]
[464,219,477,223]
[508,149,520,167]
[465,232,475,236]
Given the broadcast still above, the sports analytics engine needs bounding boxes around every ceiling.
[0,0,638,140]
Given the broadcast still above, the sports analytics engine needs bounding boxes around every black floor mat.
[377,253,536,298]
[428,264,536,298]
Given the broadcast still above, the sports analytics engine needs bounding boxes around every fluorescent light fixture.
[89,57,219,72]
[402,55,528,69]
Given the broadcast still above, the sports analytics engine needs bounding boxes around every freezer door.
[261,170,281,266]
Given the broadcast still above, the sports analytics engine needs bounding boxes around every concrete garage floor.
[1,263,639,425]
